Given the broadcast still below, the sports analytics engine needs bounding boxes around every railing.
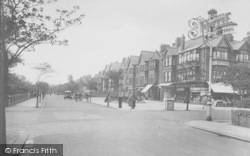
[7,94,30,106]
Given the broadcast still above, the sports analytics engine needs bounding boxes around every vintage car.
[64,91,74,100]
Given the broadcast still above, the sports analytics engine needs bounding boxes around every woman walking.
[128,94,136,109]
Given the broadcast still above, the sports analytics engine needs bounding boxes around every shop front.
[175,81,208,102]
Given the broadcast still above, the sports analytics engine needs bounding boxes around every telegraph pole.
[0,0,7,145]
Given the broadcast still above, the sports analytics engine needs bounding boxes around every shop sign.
[201,91,211,96]
[188,12,237,40]
[177,88,185,91]
[201,13,237,37]
[190,87,208,92]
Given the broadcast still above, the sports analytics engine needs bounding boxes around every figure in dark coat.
[128,94,136,109]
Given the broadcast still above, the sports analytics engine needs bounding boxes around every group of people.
[74,93,90,102]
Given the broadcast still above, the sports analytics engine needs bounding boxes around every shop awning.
[209,82,235,94]
[141,84,154,93]
[157,83,173,87]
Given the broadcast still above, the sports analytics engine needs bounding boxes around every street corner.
[7,129,28,148]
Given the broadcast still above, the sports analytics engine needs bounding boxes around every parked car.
[212,100,233,107]
[64,91,73,100]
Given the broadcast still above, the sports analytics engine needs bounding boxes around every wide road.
[7,95,250,156]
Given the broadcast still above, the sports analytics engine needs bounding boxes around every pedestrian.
[184,94,190,111]
[127,94,136,109]
[86,93,90,102]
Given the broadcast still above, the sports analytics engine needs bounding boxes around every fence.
[7,93,30,106]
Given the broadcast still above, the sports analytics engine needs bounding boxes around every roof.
[130,55,139,65]
[165,47,178,56]
[183,36,204,50]
[104,64,110,72]
[178,35,231,53]
[110,62,122,71]
[230,40,250,50]
[141,51,156,61]
[151,51,161,60]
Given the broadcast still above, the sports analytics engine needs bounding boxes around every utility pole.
[0,0,7,145]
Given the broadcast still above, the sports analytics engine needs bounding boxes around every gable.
[217,38,229,48]
[138,57,145,66]
[240,42,250,51]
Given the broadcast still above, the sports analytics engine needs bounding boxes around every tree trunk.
[0,0,7,145]
[36,84,39,108]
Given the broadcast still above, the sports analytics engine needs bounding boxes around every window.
[164,71,171,82]
[165,57,172,66]
[149,61,155,70]
[236,51,249,62]
[140,65,145,72]
[169,57,172,66]
[149,74,155,83]
[213,51,228,60]
[213,70,226,79]
[139,76,144,85]
[179,54,182,64]
[165,58,168,66]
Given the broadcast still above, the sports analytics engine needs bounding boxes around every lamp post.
[188,16,215,121]
[206,38,213,121]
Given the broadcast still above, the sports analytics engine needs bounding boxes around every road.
[6,95,250,156]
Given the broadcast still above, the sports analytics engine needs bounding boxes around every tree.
[217,63,250,98]
[66,75,79,93]
[34,62,54,107]
[0,0,84,144]
[105,69,123,96]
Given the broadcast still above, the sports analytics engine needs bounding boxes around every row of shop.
[137,81,241,102]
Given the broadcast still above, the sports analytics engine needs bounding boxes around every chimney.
[175,37,181,48]
[181,34,185,51]
[225,34,234,42]
[160,44,170,52]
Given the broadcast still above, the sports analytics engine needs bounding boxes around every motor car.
[212,100,232,107]
[64,91,73,100]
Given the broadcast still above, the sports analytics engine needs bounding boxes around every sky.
[12,0,250,85]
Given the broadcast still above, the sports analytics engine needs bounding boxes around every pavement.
[91,97,250,143]
[5,96,250,148]
[5,97,45,146]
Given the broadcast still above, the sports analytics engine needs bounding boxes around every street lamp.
[188,17,215,121]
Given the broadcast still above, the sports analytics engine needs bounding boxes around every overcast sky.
[12,0,250,85]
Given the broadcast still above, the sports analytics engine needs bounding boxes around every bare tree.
[34,62,54,107]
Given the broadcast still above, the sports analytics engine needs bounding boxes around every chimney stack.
[181,34,185,51]
[175,37,181,48]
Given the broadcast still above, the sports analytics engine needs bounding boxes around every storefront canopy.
[141,84,154,93]
[209,82,235,94]
[157,83,173,87]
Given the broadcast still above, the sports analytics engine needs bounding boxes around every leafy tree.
[78,75,98,92]
[217,63,250,92]
[0,0,84,144]
[4,0,84,66]
[105,69,123,96]
[8,73,35,94]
